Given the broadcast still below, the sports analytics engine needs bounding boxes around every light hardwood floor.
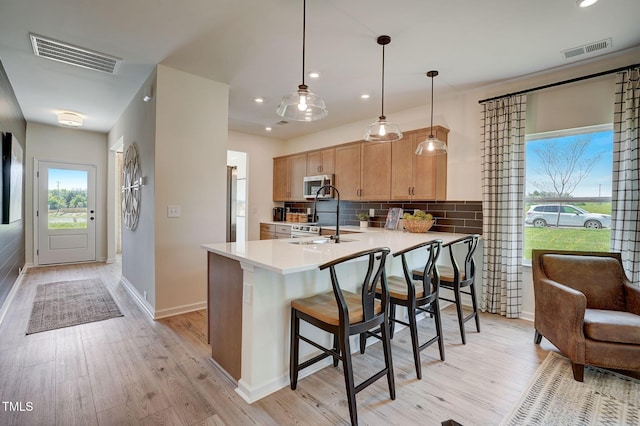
[0,260,554,425]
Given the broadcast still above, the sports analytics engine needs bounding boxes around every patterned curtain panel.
[480,95,527,318]
[611,67,640,283]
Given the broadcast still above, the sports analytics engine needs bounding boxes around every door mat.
[26,278,123,335]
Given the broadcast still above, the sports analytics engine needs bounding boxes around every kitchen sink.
[289,237,356,245]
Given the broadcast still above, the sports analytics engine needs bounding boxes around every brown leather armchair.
[532,250,640,381]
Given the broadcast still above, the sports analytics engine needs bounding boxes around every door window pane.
[48,168,88,229]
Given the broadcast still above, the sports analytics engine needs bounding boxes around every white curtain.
[611,67,640,283]
[480,95,527,318]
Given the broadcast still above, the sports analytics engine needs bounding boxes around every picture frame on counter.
[384,207,402,230]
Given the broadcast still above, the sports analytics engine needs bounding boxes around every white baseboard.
[105,257,116,264]
[154,301,207,319]
[119,276,206,321]
[119,276,155,320]
[0,269,27,327]
[520,310,534,322]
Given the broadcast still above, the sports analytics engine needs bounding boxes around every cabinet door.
[288,154,308,201]
[273,157,289,201]
[391,137,414,200]
[307,148,335,175]
[361,142,391,200]
[412,129,447,200]
[334,144,361,200]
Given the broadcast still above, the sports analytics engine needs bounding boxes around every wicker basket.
[402,219,434,233]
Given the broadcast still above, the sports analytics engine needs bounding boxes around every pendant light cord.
[380,43,385,118]
[301,0,306,86]
[430,74,434,138]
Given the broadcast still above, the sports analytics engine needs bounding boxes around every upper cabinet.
[273,154,307,201]
[391,126,448,200]
[273,126,448,202]
[306,148,335,175]
[335,142,391,201]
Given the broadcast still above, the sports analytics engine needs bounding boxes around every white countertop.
[201,230,469,275]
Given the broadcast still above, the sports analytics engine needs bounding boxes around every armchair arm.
[534,276,587,363]
[624,282,640,316]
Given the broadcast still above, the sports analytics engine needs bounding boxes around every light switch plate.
[369,208,375,217]
[167,205,181,218]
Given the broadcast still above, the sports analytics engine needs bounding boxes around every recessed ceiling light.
[308,72,320,79]
[265,126,272,131]
[361,94,370,100]
[57,112,83,127]
[577,0,598,7]
[254,97,264,103]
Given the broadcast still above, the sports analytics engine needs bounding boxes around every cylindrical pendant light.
[363,35,402,142]
[276,0,328,121]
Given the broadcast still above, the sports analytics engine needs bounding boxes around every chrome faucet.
[313,184,341,243]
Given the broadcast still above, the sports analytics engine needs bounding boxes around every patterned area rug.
[26,278,123,335]
[501,351,640,425]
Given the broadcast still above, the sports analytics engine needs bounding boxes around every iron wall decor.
[121,143,142,230]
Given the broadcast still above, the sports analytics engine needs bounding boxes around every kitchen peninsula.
[201,229,475,404]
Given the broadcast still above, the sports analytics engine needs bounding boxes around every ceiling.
[1,0,639,140]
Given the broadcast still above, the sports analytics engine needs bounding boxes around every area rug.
[501,351,640,425]
[26,278,123,335]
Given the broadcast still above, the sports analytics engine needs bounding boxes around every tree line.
[48,188,87,210]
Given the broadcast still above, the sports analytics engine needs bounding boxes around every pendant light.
[276,0,328,121]
[363,35,402,142]
[415,70,448,155]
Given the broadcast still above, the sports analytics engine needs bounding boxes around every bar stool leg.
[453,284,467,344]
[380,315,396,400]
[339,330,358,426]
[470,283,481,332]
[407,301,422,379]
[433,302,445,361]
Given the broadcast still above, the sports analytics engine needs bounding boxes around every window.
[524,124,613,261]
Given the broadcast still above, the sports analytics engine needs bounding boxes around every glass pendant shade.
[364,35,402,142]
[416,70,447,155]
[276,0,327,122]
[415,135,447,155]
[277,84,328,121]
[364,116,403,142]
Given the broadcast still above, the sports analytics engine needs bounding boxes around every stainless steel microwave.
[303,174,334,198]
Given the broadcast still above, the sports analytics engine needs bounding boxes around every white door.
[37,161,96,265]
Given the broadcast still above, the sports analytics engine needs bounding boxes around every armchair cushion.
[541,254,626,311]
[584,309,640,344]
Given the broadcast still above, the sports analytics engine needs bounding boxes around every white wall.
[228,130,285,241]
[108,70,157,310]
[153,65,229,315]
[24,123,108,266]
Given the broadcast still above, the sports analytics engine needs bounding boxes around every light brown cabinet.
[260,223,292,240]
[273,125,448,202]
[391,126,448,200]
[273,154,307,201]
[306,148,335,175]
[335,142,391,201]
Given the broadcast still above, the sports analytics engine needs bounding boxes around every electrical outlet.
[167,205,181,218]
[369,208,375,217]
[143,290,148,300]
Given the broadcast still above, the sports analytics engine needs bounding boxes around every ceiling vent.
[562,38,612,60]
[30,33,122,74]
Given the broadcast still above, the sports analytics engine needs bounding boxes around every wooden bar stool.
[413,235,480,344]
[290,247,395,426]
[361,239,444,379]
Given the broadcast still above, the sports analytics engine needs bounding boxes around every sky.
[48,168,88,191]
[526,130,613,197]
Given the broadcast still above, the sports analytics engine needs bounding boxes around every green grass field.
[524,227,610,260]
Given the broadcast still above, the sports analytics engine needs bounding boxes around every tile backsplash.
[284,200,483,235]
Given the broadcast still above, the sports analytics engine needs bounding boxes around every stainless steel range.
[290,224,321,238]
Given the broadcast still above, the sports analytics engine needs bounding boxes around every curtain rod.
[478,62,640,104]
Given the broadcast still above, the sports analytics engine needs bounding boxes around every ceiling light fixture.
[415,71,448,156]
[57,112,83,127]
[360,94,370,99]
[308,72,320,78]
[254,97,264,103]
[577,0,598,7]
[276,0,328,121]
[363,35,402,142]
